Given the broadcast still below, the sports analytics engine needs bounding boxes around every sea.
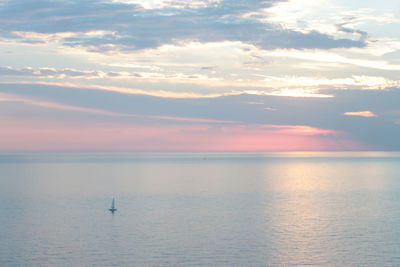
[1,152,400,266]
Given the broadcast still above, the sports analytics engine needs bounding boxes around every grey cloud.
[107,72,122,77]
[200,66,215,70]
[38,68,58,76]
[0,66,112,78]
[0,0,366,52]
[61,69,99,77]
[0,67,35,76]
[336,23,368,41]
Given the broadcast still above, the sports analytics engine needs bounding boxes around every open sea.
[1,152,400,266]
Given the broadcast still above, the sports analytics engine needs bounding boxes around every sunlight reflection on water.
[1,152,400,266]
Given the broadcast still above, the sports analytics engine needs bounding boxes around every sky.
[0,0,399,151]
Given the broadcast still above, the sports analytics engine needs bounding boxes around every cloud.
[343,111,377,117]
[4,64,399,99]
[0,92,133,116]
[0,0,366,53]
[114,0,223,10]
[0,66,107,78]
[268,49,400,70]
[2,81,240,99]
[1,82,400,150]
[260,124,339,136]
[336,22,368,42]
[0,92,237,124]
[258,74,400,90]
[0,120,357,152]
[0,65,217,82]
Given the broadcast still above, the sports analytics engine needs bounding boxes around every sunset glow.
[0,120,363,152]
[0,0,399,151]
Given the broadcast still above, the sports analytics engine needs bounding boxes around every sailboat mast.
[109,198,117,212]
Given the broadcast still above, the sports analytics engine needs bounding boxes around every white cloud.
[264,0,336,34]
[10,31,117,45]
[258,75,400,90]
[111,0,222,9]
[268,49,400,71]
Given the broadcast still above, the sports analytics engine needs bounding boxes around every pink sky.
[0,119,366,152]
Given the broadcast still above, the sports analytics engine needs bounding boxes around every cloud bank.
[0,0,366,53]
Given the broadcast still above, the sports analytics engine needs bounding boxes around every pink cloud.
[0,119,366,151]
[261,125,339,135]
[343,111,377,118]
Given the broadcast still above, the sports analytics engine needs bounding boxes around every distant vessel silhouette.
[109,198,117,213]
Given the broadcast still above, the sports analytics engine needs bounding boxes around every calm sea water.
[1,152,400,266]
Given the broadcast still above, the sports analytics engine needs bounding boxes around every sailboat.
[109,198,117,213]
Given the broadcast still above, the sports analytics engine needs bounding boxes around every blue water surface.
[1,152,400,266]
